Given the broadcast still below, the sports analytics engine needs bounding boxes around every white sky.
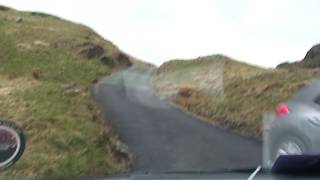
[1,0,320,67]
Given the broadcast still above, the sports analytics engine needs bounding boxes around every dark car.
[268,80,320,164]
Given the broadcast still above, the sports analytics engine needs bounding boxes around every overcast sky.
[1,0,320,67]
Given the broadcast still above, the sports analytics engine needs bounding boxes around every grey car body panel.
[269,80,320,154]
[291,79,320,102]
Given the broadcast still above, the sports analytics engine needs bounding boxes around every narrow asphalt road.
[94,65,262,173]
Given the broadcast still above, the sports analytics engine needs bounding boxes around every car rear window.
[314,95,320,105]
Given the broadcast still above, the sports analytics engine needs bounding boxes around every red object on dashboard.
[277,103,289,117]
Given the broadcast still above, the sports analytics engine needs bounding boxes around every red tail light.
[276,103,289,117]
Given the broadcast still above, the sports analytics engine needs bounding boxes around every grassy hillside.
[153,55,320,138]
[0,6,132,177]
[153,55,266,98]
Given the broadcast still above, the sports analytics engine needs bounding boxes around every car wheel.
[0,120,26,171]
[270,135,307,164]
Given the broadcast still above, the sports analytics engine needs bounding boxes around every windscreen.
[1,0,320,179]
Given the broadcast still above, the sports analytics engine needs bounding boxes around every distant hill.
[0,5,133,177]
[277,43,320,68]
[153,53,320,138]
[302,43,320,67]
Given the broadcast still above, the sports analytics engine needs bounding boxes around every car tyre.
[270,135,307,165]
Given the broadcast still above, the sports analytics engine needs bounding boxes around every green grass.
[0,8,131,178]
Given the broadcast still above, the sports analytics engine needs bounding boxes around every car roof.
[291,79,320,102]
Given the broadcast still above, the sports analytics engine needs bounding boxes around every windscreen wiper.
[139,166,265,175]
[247,166,262,180]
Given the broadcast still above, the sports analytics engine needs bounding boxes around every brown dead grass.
[0,76,38,96]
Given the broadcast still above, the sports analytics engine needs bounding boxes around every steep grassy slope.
[0,6,132,177]
[153,55,320,138]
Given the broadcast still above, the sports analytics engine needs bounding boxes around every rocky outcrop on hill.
[301,44,320,68]
[277,43,320,68]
